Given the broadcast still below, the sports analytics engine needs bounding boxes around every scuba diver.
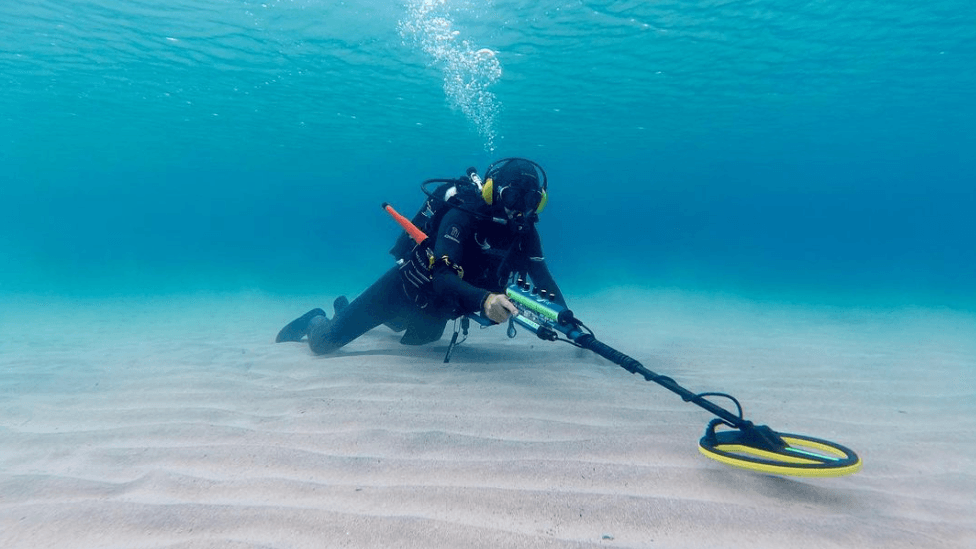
[274,159,867,480]
[275,157,566,355]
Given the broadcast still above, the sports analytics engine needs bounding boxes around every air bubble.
[400,0,502,152]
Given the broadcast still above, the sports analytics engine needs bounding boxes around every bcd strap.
[398,243,465,309]
[437,255,464,279]
[398,243,435,308]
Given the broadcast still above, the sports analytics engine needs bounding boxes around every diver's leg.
[275,281,376,346]
[398,306,449,345]
[307,267,407,355]
[276,308,327,342]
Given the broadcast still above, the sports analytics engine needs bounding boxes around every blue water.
[2,0,974,307]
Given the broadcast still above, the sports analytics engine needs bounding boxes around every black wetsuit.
[302,204,564,355]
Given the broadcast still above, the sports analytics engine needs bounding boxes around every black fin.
[333,296,349,316]
[275,308,327,343]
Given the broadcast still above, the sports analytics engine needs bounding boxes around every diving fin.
[275,308,327,343]
[333,295,349,316]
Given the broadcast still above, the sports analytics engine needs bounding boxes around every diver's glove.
[483,293,518,324]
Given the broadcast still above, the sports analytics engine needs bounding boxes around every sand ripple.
[2,294,974,548]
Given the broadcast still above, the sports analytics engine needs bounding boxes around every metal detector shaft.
[478,281,860,477]
[502,281,749,430]
[571,333,747,429]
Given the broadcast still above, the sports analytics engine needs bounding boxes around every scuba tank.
[388,167,486,261]
[387,167,487,311]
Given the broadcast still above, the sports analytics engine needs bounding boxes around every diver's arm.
[430,263,488,315]
[527,261,566,307]
[434,268,515,323]
[429,209,491,315]
[525,227,567,307]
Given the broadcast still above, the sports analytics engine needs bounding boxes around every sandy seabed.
[1,288,974,549]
